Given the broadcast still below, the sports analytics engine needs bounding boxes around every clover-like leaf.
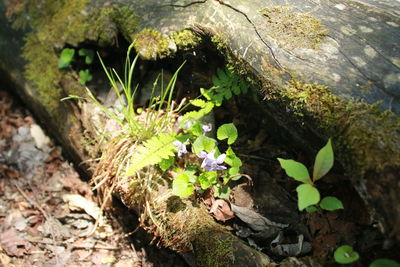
[172,173,194,197]
[296,184,320,211]
[313,138,334,181]
[320,196,344,211]
[217,123,238,145]
[334,245,359,264]
[192,135,216,154]
[58,48,75,68]
[278,158,311,184]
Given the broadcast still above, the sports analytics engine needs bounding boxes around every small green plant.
[78,48,94,64]
[334,245,360,264]
[123,65,249,198]
[58,47,95,85]
[277,139,344,211]
[58,48,75,68]
[79,69,93,85]
[169,121,244,198]
[200,66,249,106]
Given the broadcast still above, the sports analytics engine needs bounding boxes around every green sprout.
[78,48,94,64]
[58,48,75,68]
[334,245,360,264]
[79,69,93,85]
[277,139,344,211]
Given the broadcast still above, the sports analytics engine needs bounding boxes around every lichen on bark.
[259,5,328,49]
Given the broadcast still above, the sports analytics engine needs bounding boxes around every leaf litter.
[0,89,186,267]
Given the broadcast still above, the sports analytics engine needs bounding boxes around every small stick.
[28,239,120,250]
[10,180,50,220]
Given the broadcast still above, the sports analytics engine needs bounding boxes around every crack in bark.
[215,1,284,70]
[167,0,208,8]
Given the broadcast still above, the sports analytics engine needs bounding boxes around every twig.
[10,180,50,220]
[28,239,120,250]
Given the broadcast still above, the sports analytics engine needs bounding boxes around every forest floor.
[0,89,187,267]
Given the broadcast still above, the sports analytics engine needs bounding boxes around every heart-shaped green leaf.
[172,173,194,197]
[320,196,344,211]
[192,135,216,154]
[313,139,334,181]
[58,48,75,68]
[278,158,311,184]
[296,184,320,211]
[217,123,238,145]
[334,245,359,264]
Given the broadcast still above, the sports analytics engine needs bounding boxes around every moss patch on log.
[8,0,140,116]
[172,29,202,51]
[263,79,400,177]
[22,34,63,114]
[259,5,328,49]
[133,28,176,60]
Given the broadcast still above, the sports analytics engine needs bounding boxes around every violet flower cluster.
[197,150,226,171]
[173,140,188,157]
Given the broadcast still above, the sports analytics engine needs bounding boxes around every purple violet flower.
[202,123,212,134]
[173,140,187,157]
[197,150,227,171]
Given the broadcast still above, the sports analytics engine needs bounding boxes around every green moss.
[13,0,140,115]
[259,5,328,49]
[172,29,202,51]
[22,34,63,114]
[110,6,141,42]
[210,34,259,85]
[133,28,175,60]
[264,79,400,176]
[193,231,235,267]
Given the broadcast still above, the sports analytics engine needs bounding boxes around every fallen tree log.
[0,0,399,265]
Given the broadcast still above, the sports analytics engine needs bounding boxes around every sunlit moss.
[133,28,175,60]
[12,0,140,115]
[172,29,202,51]
[259,5,328,49]
[264,79,400,176]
